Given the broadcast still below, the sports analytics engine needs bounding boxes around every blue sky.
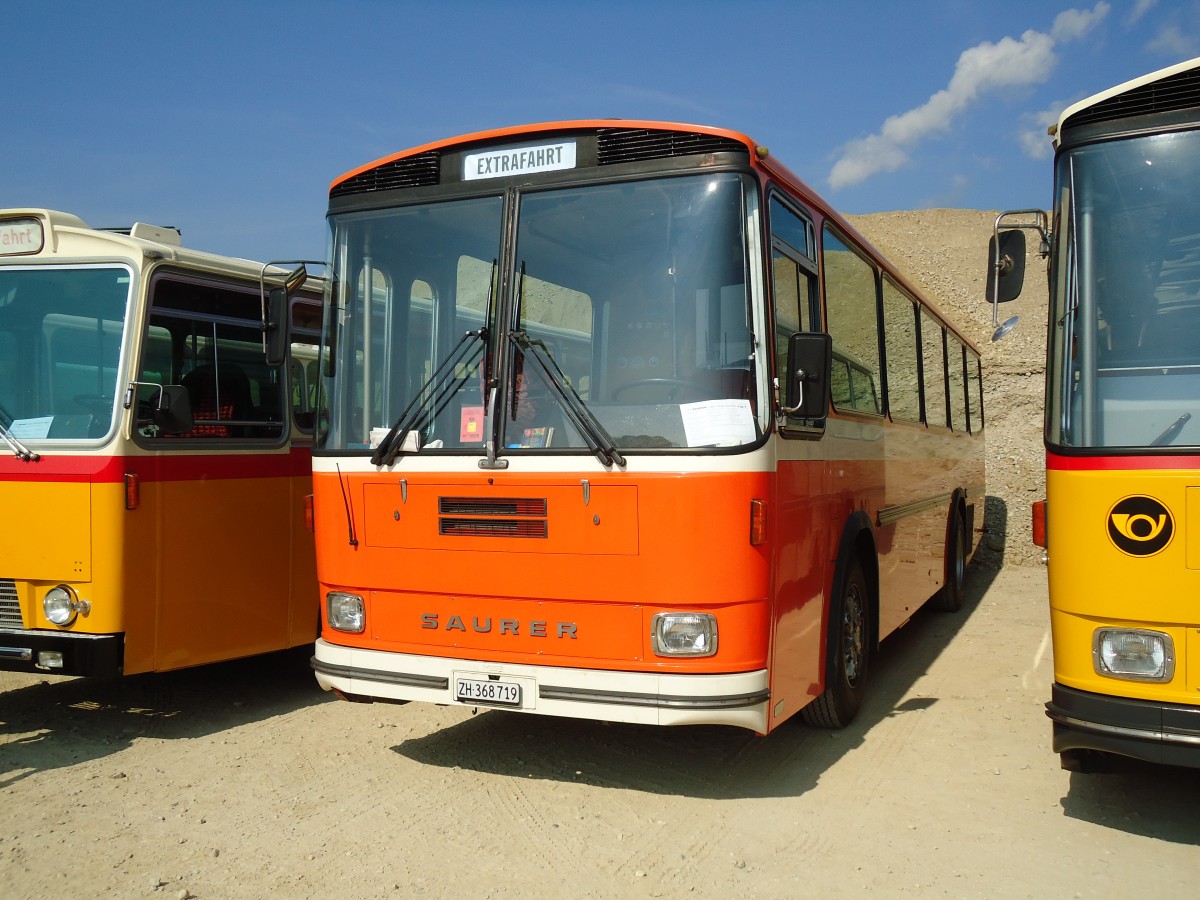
[6,1,1198,263]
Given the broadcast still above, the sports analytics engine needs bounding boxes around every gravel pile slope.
[847,209,1049,567]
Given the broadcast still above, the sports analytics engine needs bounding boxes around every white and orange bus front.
[311,123,984,732]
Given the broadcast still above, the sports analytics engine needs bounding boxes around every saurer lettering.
[420,613,577,639]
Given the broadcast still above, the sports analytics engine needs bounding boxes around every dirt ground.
[4,210,1197,898]
[2,563,1197,899]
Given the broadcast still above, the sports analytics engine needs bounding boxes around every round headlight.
[44,586,78,626]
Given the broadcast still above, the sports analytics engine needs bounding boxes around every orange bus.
[992,58,1200,770]
[311,121,986,732]
[0,209,321,676]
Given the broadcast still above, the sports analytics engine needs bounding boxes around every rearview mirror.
[153,384,194,434]
[782,332,832,419]
[987,229,1026,305]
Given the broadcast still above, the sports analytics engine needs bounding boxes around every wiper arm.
[370,329,485,467]
[0,404,39,462]
[1152,412,1191,447]
[508,330,626,468]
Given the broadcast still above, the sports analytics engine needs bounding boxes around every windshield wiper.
[0,403,39,462]
[508,330,626,468]
[370,331,486,467]
[1151,412,1191,447]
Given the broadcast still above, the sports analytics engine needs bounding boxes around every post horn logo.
[1107,495,1173,557]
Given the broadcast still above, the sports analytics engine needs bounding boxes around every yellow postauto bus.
[992,58,1200,770]
[0,209,322,676]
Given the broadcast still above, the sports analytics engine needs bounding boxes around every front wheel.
[802,557,871,728]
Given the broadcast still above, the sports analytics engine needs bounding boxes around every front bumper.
[1046,681,1200,770]
[0,629,123,676]
[312,638,770,731]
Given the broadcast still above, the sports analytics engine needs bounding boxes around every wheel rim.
[841,582,865,686]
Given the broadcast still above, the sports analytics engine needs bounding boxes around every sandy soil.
[2,563,1197,899]
[3,210,1196,898]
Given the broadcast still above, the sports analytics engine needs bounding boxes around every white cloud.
[828,3,1110,191]
[1128,0,1157,26]
[1146,23,1200,59]
[1017,103,1063,160]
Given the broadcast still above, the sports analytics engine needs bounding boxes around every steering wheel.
[73,394,114,414]
[611,378,705,402]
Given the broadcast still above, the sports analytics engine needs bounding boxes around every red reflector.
[304,494,314,533]
[1031,499,1047,548]
[125,473,140,510]
[750,499,767,545]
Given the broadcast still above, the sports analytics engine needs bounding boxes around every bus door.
[766,196,831,720]
[130,270,293,671]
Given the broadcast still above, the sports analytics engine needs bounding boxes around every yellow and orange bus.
[993,59,1200,770]
[311,121,986,732]
[0,209,321,676]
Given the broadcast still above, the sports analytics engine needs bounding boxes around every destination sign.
[463,140,577,181]
[0,218,43,255]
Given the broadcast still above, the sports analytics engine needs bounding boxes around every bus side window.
[769,196,817,418]
[823,226,882,415]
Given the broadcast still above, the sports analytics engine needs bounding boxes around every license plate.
[455,677,522,707]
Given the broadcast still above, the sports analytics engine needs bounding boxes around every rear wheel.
[802,557,871,728]
[934,503,967,612]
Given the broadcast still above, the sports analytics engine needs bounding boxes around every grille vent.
[331,150,441,198]
[438,496,548,539]
[1065,67,1200,130]
[597,128,748,166]
[0,579,23,629]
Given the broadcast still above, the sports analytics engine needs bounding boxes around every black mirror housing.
[784,332,832,419]
[265,286,288,366]
[153,384,194,434]
[987,230,1026,304]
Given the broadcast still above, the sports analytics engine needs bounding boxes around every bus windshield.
[1050,128,1200,449]
[319,172,761,454]
[0,266,132,441]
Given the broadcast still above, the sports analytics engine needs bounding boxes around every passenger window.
[947,335,967,431]
[823,227,881,415]
[921,312,947,428]
[881,277,921,423]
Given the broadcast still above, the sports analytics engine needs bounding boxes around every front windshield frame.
[1047,125,1200,452]
[0,263,134,446]
[317,168,768,458]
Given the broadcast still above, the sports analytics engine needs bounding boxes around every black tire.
[802,557,871,728]
[934,503,967,612]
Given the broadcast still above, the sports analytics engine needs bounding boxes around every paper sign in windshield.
[680,399,756,447]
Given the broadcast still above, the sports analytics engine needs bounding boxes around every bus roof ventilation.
[331,150,442,198]
[1065,66,1200,130]
[597,128,748,165]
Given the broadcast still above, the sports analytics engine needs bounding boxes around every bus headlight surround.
[43,586,90,627]
[327,592,365,634]
[651,612,717,657]
[1093,628,1174,682]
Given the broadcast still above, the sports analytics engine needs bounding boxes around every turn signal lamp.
[1093,628,1174,682]
[327,592,365,633]
[750,499,767,546]
[651,613,717,657]
[1031,499,1046,548]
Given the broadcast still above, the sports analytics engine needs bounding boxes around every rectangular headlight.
[327,592,365,634]
[1093,628,1174,682]
[651,613,717,657]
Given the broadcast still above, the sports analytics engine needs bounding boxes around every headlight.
[44,586,90,626]
[326,592,365,633]
[651,612,717,657]
[1093,628,1174,682]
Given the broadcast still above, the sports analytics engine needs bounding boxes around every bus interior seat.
[179,363,252,437]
